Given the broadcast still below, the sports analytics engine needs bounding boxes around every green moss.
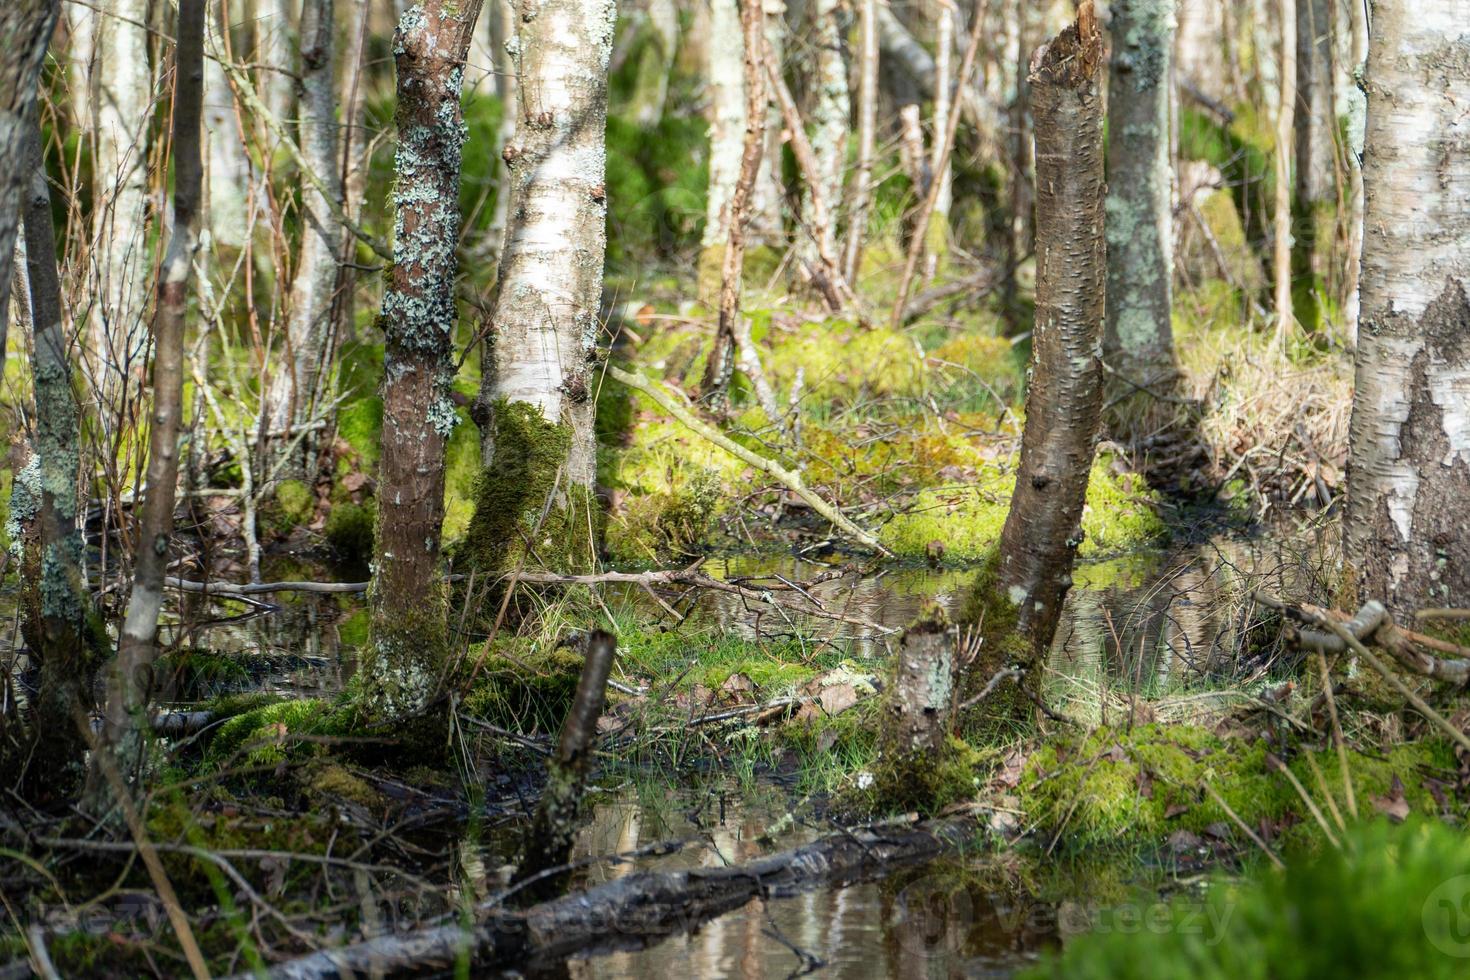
[866,734,988,816]
[208,698,341,766]
[337,607,371,648]
[304,762,383,808]
[325,501,375,562]
[462,643,587,734]
[463,399,596,573]
[881,456,1166,562]
[1017,724,1453,851]
[261,478,314,534]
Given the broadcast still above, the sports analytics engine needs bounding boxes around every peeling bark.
[365,0,485,718]
[467,0,613,577]
[0,0,59,332]
[986,3,1106,673]
[1345,0,1470,617]
[1104,0,1177,394]
[1344,1,1470,602]
[98,0,206,790]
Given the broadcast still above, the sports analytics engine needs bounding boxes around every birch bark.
[1344,0,1470,616]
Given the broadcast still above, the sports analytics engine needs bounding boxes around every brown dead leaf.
[1372,775,1411,823]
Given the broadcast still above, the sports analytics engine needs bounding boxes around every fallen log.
[243,816,977,979]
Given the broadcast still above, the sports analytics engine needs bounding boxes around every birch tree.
[0,0,59,326]
[1344,0,1470,617]
[965,2,1105,718]
[98,0,206,785]
[467,0,615,575]
[1272,0,1297,345]
[700,0,746,300]
[362,0,485,717]
[840,0,877,281]
[795,0,848,273]
[1103,0,1177,395]
[263,0,342,472]
[86,0,154,401]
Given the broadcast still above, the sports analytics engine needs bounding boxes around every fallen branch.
[242,816,974,979]
[605,364,892,555]
[1259,593,1470,686]
[167,577,370,595]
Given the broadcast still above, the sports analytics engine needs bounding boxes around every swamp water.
[2,525,1319,975]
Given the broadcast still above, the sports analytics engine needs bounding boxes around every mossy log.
[242,817,975,979]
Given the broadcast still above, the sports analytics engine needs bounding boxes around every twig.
[606,365,891,555]
[1201,780,1284,869]
[1266,753,1340,849]
[1315,650,1357,819]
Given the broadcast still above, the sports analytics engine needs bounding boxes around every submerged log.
[244,817,975,979]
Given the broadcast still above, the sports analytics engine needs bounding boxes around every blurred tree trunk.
[630,0,680,126]
[0,0,59,334]
[466,0,613,576]
[747,0,786,247]
[203,24,251,251]
[1339,0,1368,343]
[364,0,484,717]
[98,0,205,790]
[1344,0,1470,618]
[10,128,102,791]
[86,0,154,405]
[700,0,746,301]
[966,3,1105,715]
[840,0,877,281]
[1272,0,1297,345]
[795,0,847,274]
[485,0,518,265]
[258,0,298,127]
[1103,0,1177,398]
[264,0,341,477]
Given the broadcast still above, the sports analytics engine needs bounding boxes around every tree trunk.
[0,0,59,332]
[699,0,767,410]
[630,0,680,126]
[1103,0,1177,396]
[841,0,877,283]
[1272,0,1297,345]
[203,33,251,251]
[97,0,206,788]
[1339,0,1368,343]
[362,0,485,718]
[796,0,847,275]
[1344,0,1470,618]
[465,0,613,577]
[87,0,154,404]
[700,0,747,301]
[747,0,786,248]
[1290,0,1334,330]
[968,3,1105,708]
[483,0,518,267]
[264,0,341,476]
[11,128,101,790]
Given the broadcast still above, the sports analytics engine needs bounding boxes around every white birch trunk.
[203,42,251,250]
[700,0,745,296]
[1344,0,1470,614]
[475,0,615,492]
[264,0,341,455]
[88,0,154,397]
[630,0,680,126]
[796,0,848,273]
[747,0,786,247]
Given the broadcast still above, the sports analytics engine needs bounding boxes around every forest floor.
[6,260,1470,977]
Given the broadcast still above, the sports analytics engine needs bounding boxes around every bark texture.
[265,0,342,470]
[1344,0,1470,617]
[795,0,847,273]
[467,0,613,576]
[699,0,746,300]
[365,0,485,717]
[986,4,1106,671]
[100,0,206,784]
[0,0,59,330]
[12,129,101,788]
[1103,0,1177,392]
[841,0,877,281]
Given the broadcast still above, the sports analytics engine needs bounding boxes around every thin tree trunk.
[87,0,154,403]
[98,0,206,788]
[12,127,101,789]
[747,0,786,247]
[264,0,341,475]
[1344,0,1470,618]
[514,631,617,902]
[630,0,680,126]
[841,0,877,282]
[700,0,767,409]
[925,2,954,283]
[203,29,251,250]
[259,0,298,126]
[1340,0,1368,344]
[0,0,60,329]
[1291,0,1333,330]
[796,0,848,275]
[1103,0,1177,396]
[364,0,485,717]
[969,2,1105,705]
[1272,0,1297,346]
[700,0,748,301]
[466,0,613,576]
[484,0,518,266]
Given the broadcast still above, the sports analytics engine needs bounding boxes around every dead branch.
[240,816,974,979]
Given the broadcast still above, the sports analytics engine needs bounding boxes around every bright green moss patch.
[463,644,587,735]
[1019,723,1453,850]
[208,697,340,765]
[881,456,1166,562]
[261,479,314,534]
